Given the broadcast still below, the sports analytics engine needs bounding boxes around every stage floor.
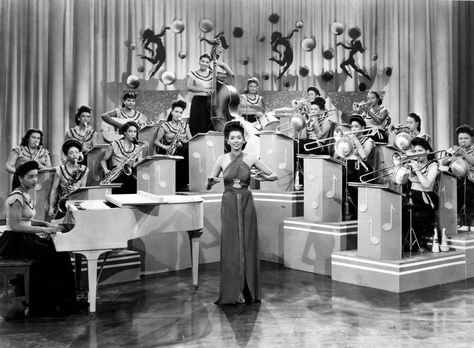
[1,262,474,347]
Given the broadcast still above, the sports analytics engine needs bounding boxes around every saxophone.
[166,122,184,156]
[55,160,84,215]
[100,140,146,185]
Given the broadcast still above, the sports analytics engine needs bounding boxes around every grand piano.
[53,191,204,313]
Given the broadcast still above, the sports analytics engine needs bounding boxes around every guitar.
[100,108,147,143]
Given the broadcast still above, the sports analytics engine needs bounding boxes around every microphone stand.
[294,132,303,190]
[402,188,422,257]
[458,176,472,234]
[344,160,355,221]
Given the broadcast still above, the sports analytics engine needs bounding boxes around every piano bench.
[0,259,32,305]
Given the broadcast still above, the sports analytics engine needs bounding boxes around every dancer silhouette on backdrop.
[140,26,170,78]
[337,38,371,81]
[269,28,299,80]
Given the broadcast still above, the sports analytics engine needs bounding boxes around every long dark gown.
[216,153,260,304]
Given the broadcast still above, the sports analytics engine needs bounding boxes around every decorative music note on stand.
[206,140,216,161]
[278,148,287,170]
[192,152,202,173]
[156,165,167,188]
[359,187,368,212]
[441,186,453,210]
[266,135,275,154]
[369,217,380,245]
[141,172,151,192]
[382,205,395,231]
[325,174,337,199]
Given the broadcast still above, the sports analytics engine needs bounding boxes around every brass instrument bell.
[450,157,470,178]
[352,101,371,112]
[334,137,354,158]
[393,132,412,151]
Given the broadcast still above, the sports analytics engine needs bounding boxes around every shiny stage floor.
[1,262,474,348]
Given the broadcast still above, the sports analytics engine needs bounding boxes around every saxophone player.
[154,100,192,191]
[100,121,143,194]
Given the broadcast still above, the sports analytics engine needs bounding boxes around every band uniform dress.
[53,163,88,217]
[11,146,50,189]
[239,93,265,124]
[187,69,213,135]
[64,126,97,164]
[363,106,390,143]
[108,139,141,194]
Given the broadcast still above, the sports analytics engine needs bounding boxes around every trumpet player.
[402,138,440,251]
[359,91,390,143]
[64,106,98,164]
[48,140,88,218]
[100,121,142,194]
[154,100,192,191]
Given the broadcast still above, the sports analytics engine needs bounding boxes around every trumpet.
[307,108,337,121]
[388,124,410,133]
[291,98,310,108]
[304,127,376,152]
[352,101,371,112]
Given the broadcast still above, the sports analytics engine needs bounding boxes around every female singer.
[186,53,234,135]
[48,140,89,218]
[101,92,147,143]
[406,113,430,142]
[207,121,277,304]
[100,121,142,194]
[402,138,439,251]
[361,91,390,143]
[154,100,192,191]
[238,77,265,124]
[0,161,77,318]
[64,106,98,161]
[5,129,51,189]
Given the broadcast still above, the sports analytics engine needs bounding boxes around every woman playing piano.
[361,91,390,144]
[48,140,89,218]
[238,77,265,124]
[0,161,77,319]
[64,105,98,163]
[207,121,277,304]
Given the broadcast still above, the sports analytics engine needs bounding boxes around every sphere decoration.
[295,20,304,29]
[348,26,362,39]
[200,19,214,33]
[330,22,345,35]
[283,80,290,88]
[299,66,310,77]
[241,57,249,65]
[233,27,244,38]
[385,67,393,76]
[322,71,334,82]
[170,19,185,33]
[323,48,335,60]
[269,13,280,24]
[137,65,145,73]
[161,71,176,85]
[301,36,316,52]
[256,34,266,43]
[126,75,140,89]
[178,51,187,59]
[371,53,378,61]
[263,73,270,80]
[129,43,136,50]
[359,82,367,91]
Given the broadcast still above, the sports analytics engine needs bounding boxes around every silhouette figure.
[337,39,371,81]
[269,28,299,80]
[140,26,170,78]
[200,32,229,60]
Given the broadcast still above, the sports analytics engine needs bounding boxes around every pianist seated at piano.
[0,161,77,319]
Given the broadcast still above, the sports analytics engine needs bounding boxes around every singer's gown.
[216,153,260,304]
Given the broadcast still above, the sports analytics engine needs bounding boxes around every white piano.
[53,191,204,313]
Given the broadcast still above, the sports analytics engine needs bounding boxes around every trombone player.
[354,91,390,144]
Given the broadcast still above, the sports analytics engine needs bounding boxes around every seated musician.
[64,106,98,163]
[340,115,375,220]
[101,92,147,143]
[402,138,439,251]
[154,100,192,191]
[5,129,52,190]
[100,121,143,194]
[441,124,474,225]
[406,113,430,142]
[0,161,77,319]
[360,91,390,144]
[49,140,89,218]
[238,77,265,124]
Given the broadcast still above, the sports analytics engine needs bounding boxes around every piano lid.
[105,190,203,207]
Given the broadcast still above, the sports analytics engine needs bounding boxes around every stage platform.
[283,218,358,275]
[331,250,466,292]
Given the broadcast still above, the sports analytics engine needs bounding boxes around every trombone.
[303,127,376,152]
[352,101,371,112]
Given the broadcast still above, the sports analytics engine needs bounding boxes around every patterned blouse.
[12,146,49,168]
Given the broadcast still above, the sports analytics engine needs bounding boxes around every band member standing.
[154,100,192,191]
[5,129,52,189]
[100,121,143,194]
[186,53,234,135]
[360,91,390,143]
[64,106,98,163]
[306,86,320,102]
[48,140,88,218]
[402,138,439,250]
[406,113,431,142]
[238,77,265,124]
[101,92,147,143]
[208,121,277,304]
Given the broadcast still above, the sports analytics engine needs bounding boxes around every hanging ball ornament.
[330,22,345,35]
[283,80,290,88]
[322,71,334,82]
[200,19,214,33]
[385,67,393,76]
[370,53,378,61]
[161,71,176,85]
[301,36,317,52]
[129,43,136,50]
[323,48,335,60]
[263,73,270,80]
[269,13,280,24]
[256,34,266,43]
[359,82,367,91]
[241,57,249,65]
[170,19,185,33]
[348,26,362,39]
[295,20,304,29]
[137,65,145,73]
[178,51,187,59]
[299,66,310,77]
[126,75,140,89]
[233,27,244,38]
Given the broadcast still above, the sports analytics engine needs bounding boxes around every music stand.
[458,176,472,233]
[402,189,423,257]
[343,160,355,221]
[294,133,303,190]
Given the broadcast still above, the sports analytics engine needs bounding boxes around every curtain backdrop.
[1,0,473,216]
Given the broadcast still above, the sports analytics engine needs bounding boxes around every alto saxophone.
[56,160,84,215]
[166,122,184,156]
[100,140,146,185]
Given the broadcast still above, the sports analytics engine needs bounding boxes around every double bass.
[208,36,240,132]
